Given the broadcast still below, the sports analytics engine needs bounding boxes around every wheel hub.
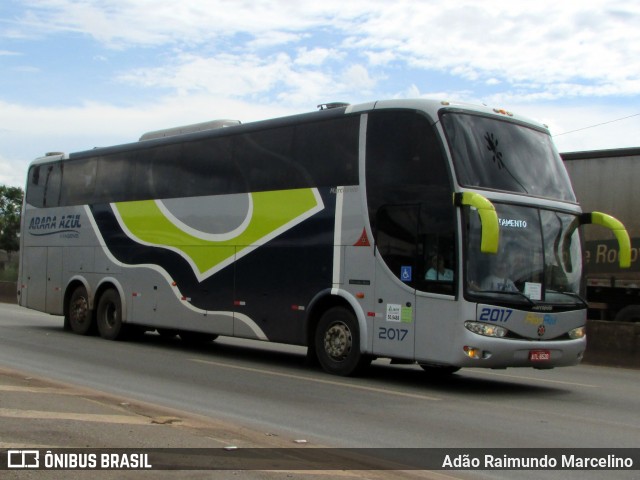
[324,322,352,361]
[71,298,88,324]
[104,303,118,329]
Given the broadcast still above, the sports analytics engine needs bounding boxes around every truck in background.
[562,147,640,321]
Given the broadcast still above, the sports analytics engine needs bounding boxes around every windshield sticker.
[386,304,401,322]
[400,266,412,282]
[484,132,505,169]
[498,218,528,228]
[401,306,413,324]
[524,282,542,300]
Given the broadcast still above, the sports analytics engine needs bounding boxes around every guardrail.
[0,281,16,304]
[584,320,640,368]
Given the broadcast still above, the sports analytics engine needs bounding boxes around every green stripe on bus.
[114,188,322,275]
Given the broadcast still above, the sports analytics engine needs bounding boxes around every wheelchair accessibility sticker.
[400,266,412,282]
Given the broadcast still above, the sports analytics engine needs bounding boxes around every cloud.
[0,153,26,188]
[11,0,354,47]
[1,0,639,188]
[294,47,341,66]
[0,94,301,187]
[508,103,640,153]
[10,0,639,101]
[117,49,378,108]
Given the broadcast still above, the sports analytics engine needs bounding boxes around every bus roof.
[30,99,549,165]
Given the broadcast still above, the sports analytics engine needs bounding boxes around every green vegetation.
[0,185,23,282]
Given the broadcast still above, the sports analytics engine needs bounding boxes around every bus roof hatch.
[139,119,241,141]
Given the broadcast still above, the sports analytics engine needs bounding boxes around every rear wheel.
[615,305,640,322]
[96,289,126,340]
[67,285,94,335]
[315,307,371,376]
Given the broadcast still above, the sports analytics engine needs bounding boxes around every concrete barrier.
[2,281,638,368]
[0,281,16,304]
[583,320,640,368]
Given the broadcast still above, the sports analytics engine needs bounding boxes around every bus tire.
[315,306,371,376]
[96,288,126,341]
[67,285,94,335]
[615,305,640,322]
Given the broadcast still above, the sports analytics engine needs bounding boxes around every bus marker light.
[356,292,365,299]
[493,108,513,117]
[234,300,246,306]
[463,346,481,359]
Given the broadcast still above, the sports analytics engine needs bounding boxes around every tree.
[0,185,23,253]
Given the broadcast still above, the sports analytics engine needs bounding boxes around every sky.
[1,0,639,188]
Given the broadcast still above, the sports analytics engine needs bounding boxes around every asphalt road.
[0,303,638,479]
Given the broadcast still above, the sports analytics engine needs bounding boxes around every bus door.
[372,204,417,359]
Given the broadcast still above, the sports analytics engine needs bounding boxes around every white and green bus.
[18,99,630,376]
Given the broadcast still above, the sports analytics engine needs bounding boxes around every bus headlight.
[568,326,586,340]
[465,321,508,338]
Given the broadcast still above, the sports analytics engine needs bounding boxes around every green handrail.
[588,212,631,268]
[453,192,499,254]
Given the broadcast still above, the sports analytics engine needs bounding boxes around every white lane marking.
[464,369,598,388]
[189,358,440,402]
[0,407,153,424]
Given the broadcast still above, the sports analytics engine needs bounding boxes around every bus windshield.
[441,111,576,202]
[465,203,584,306]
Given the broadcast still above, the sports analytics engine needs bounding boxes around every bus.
[17,99,631,376]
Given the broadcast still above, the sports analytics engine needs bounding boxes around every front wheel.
[315,307,371,376]
[96,289,126,340]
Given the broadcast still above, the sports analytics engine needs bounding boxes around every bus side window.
[26,166,45,207]
[41,163,62,208]
[366,110,456,295]
[60,158,97,206]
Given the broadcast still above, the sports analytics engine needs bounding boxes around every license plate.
[530,350,551,362]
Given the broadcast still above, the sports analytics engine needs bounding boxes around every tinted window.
[294,117,359,187]
[26,163,62,208]
[366,110,456,294]
[188,136,245,196]
[28,114,360,207]
[60,158,97,206]
[441,112,576,201]
[235,126,300,192]
[95,154,136,203]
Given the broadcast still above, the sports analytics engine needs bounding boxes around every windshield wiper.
[482,290,535,306]
[546,289,588,308]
